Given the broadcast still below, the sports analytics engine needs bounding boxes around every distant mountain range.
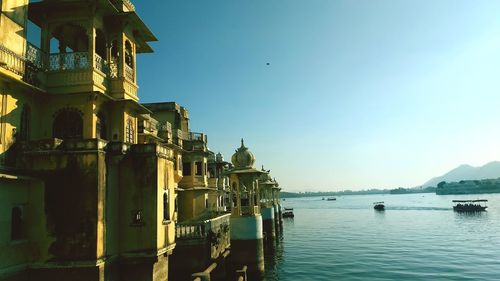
[423,161,500,187]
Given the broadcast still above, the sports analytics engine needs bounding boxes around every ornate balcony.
[0,42,139,98]
[125,64,135,82]
[188,132,207,142]
[94,54,109,74]
[109,63,138,101]
[0,43,45,88]
[49,52,90,71]
[46,52,109,94]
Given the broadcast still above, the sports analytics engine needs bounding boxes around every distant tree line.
[389,186,436,194]
[282,186,438,198]
[281,189,390,198]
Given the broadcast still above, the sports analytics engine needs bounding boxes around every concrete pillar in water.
[277,203,283,231]
[258,166,279,239]
[261,206,275,240]
[273,203,281,235]
[230,215,265,275]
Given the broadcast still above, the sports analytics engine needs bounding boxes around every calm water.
[262,193,500,281]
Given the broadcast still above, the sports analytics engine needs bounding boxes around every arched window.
[19,104,30,141]
[95,30,107,73]
[11,206,23,240]
[53,108,83,139]
[95,29,106,59]
[125,40,134,68]
[109,39,119,78]
[125,118,134,143]
[96,112,106,140]
[124,40,134,81]
[111,40,119,60]
[163,191,170,222]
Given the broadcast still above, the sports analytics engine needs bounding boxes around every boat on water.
[327,198,336,201]
[283,208,294,218]
[373,201,385,211]
[452,199,487,212]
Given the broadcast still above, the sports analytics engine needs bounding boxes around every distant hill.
[423,161,500,187]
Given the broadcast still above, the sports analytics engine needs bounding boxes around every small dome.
[231,139,256,169]
[259,166,273,182]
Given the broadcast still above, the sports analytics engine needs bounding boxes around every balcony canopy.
[28,0,157,53]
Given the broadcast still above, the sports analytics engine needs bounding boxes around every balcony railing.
[49,52,90,71]
[0,43,137,91]
[26,43,44,69]
[0,43,44,88]
[188,132,206,142]
[125,64,134,82]
[94,54,109,74]
[176,223,207,239]
[176,214,231,240]
[0,44,26,76]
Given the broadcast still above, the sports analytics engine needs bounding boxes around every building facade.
[0,1,283,281]
[0,1,178,280]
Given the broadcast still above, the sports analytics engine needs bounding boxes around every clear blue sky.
[133,0,500,191]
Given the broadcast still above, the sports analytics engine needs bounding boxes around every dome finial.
[231,139,256,169]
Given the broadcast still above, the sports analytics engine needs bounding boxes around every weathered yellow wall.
[0,178,50,270]
[0,86,43,164]
[0,0,28,54]
[156,156,176,249]
[156,156,166,249]
[178,190,208,222]
[104,151,121,259]
[119,151,156,253]
[22,151,105,261]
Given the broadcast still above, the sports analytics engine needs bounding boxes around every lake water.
[262,193,500,281]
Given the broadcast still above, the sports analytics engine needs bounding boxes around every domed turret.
[259,165,274,183]
[231,139,256,169]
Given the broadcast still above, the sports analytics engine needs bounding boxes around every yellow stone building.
[0,1,178,280]
[0,1,283,280]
